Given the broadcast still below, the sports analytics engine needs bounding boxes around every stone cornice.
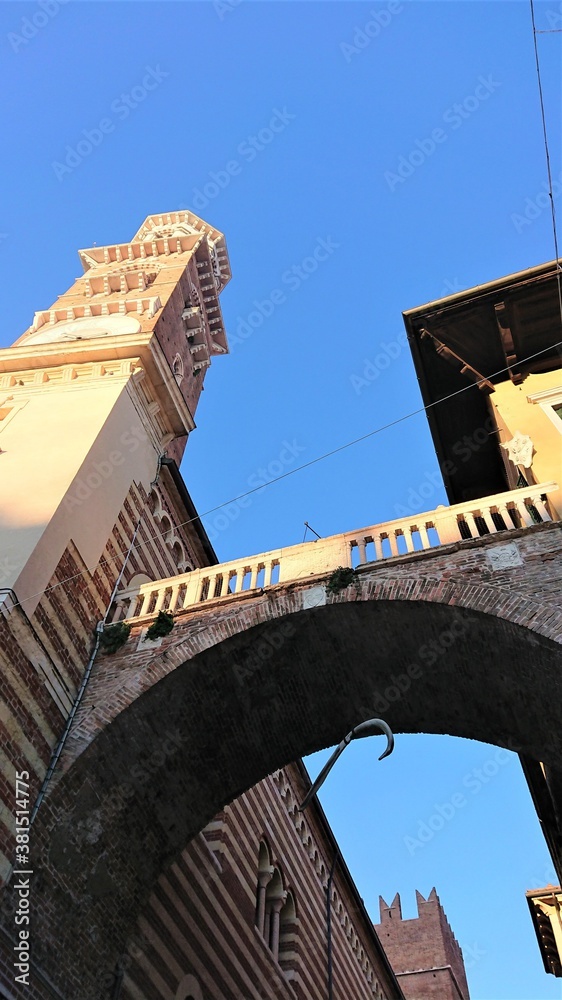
[0,336,195,437]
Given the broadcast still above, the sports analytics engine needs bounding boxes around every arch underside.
[24,599,562,997]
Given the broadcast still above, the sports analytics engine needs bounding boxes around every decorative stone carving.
[501,431,534,469]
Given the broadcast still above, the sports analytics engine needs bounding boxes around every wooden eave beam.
[494,300,524,384]
[419,327,495,392]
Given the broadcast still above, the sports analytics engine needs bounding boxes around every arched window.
[160,514,173,543]
[171,540,185,569]
[263,867,286,962]
[255,841,274,935]
[278,890,297,972]
[255,842,297,969]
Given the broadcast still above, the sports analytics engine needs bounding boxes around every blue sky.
[1,1,561,996]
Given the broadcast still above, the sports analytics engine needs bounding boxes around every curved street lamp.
[298,718,395,812]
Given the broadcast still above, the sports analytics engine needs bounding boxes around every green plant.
[145,610,175,641]
[326,566,358,595]
[99,621,131,655]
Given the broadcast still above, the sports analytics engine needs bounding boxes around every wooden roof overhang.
[403,261,562,504]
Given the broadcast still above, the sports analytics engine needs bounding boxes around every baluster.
[249,566,259,590]
[169,584,180,612]
[220,574,230,598]
[388,533,399,557]
[516,501,534,528]
[403,528,415,553]
[531,494,551,522]
[153,588,167,613]
[235,568,245,593]
[480,509,499,534]
[264,562,273,587]
[373,535,383,561]
[182,574,200,608]
[417,524,431,550]
[138,591,150,617]
[110,599,125,623]
[356,539,367,565]
[496,503,510,531]
[467,512,482,536]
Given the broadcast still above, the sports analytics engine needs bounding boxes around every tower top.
[131,210,229,257]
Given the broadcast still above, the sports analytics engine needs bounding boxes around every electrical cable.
[6,6,562,613]
[530,0,562,348]
[6,333,562,615]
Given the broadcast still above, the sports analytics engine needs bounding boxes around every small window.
[172,354,184,386]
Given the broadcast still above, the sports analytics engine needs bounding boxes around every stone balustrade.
[114,482,558,622]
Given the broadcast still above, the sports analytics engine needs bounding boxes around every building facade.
[0,212,472,999]
[403,262,562,978]
[118,761,404,1000]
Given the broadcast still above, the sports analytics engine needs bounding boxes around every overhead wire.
[7,334,562,615]
[5,4,562,615]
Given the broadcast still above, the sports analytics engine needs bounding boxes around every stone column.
[270,892,287,962]
[256,867,274,936]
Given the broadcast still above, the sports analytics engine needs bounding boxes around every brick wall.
[376,889,469,1000]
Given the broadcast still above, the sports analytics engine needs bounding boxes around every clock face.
[26,315,142,345]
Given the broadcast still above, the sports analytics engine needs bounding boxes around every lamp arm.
[298,719,394,811]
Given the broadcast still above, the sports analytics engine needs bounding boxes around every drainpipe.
[111,966,124,999]
[30,513,145,825]
[30,455,166,825]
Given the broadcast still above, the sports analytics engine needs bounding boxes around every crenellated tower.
[376,888,470,1000]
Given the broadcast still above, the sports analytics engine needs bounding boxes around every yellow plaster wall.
[0,373,162,613]
[490,370,562,517]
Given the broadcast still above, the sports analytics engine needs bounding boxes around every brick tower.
[0,211,230,884]
[376,888,470,999]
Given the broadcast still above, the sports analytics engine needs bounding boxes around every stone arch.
[159,513,173,542]
[23,574,562,999]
